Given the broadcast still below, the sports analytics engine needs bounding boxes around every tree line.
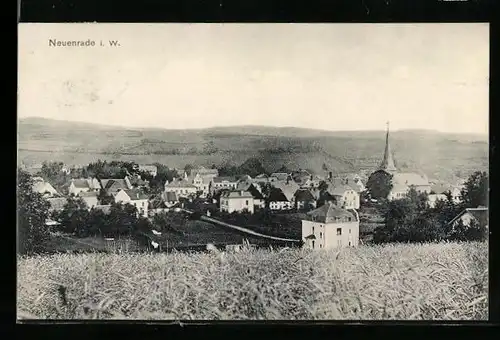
[372,171,488,243]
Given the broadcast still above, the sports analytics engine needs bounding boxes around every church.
[368,123,431,200]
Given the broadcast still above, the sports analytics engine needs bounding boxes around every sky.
[18,23,489,134]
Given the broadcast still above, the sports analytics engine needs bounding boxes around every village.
[19,124,485,253]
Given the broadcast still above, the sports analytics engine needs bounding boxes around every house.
[220,190,255,214]
[46,197,67,212]
[327,172,366,193]
[301,202,360,250]
[268,187,293,211]
[236,182,265,209]
[301,175,323,189]
[79,191,99,210]
[68,178,102,196]
[427,194,448,208]
[272,180,300,204]
[32,179,59,198]
[138,164,158,177]
[211,176,239,192]
[113,188,150,217]
[431,183,463,204]
[328,185,360,210]
[100,177,133,195]
[162,191,179,207]
[448,206,488,231]
[253,173,270,184]
[187,173,212,197]
[294,189,317,211]
[164,178,198,198]
[368,122,431,200]
[178,166,219,179]
[269,173,291,183]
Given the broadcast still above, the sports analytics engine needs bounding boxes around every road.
[180,209,302,244]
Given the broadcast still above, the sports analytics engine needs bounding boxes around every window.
[320,244,322,248]
[320,232,322,238]
[348,217,351,222]
[349,229,351,234]
[245,200,249,205]
[337,228,342,235]
[312,226,315,234]
[312,240,315,249]
[337,239,342,247]
[349,241,352,246]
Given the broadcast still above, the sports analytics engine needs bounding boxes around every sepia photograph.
[17,23,489,320]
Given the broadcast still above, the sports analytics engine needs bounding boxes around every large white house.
[301,202,360,250]
[328,184,360,210]
[164,178,198,198]
[68,178,102,196]
[220,190,255,214]
[114,188,149,217]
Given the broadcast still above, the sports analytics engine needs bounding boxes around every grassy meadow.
[17,241,488,320]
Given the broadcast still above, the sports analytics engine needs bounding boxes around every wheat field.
[17,241,488,320]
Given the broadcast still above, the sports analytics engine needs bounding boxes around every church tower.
[378,122,397,173]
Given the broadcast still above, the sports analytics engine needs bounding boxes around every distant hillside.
[17,117,488,183]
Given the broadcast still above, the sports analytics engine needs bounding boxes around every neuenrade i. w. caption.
[48,39,121,47]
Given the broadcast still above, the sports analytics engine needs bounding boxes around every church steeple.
[379,121,397,172]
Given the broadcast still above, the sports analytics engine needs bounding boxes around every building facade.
[220,190,255,214]
[301,202,360,250]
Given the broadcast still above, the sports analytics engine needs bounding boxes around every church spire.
[379,121,397,172]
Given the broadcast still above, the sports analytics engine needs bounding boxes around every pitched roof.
[78,191,98,198]
[101,179,130,191]
[72,179,90,188]
[255,173,269,179]
[165,180,197,188]
[448,207,488,227]
[272,181,300,201]
[121,189,149,200]
[294,189,315,201]
[392,172,430,187]
[329,184,356,196]
[163,191,178,202]
[268,187,289,202]
[246,184,264,199]
[221,190,254,199]
[270,173,290,181]
[213,176,238,183]
[306,202,357,223]
[32,181,58,195]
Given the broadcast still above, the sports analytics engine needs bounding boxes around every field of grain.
[17,241,488,320]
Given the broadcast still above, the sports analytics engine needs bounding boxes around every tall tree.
[366,170,393,200]
[17,169,51,254]
[460,171,488,208]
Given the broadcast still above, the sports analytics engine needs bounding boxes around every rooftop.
[306,202,358,223]
[221,190,254,199]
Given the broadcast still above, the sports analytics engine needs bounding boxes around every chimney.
[137,193,139,199]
